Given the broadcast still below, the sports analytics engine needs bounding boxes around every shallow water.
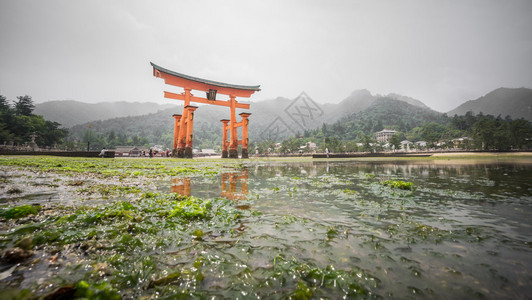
[162,159,532,298]
[1,157,531,298]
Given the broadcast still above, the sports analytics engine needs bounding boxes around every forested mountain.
[63,87,532,151]
[43,89,429,142]
[68,105,224,150]
[246,90,430,140]
[283,96,531,153]
[447,88,532,121]
[66,94,442,150]
[303,97,445,142]
[319,89,428,124]
[67,95,318,150]
[68,96,312,150]
[34,100,175,127]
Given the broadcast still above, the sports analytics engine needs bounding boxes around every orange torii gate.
[151,62,260,158]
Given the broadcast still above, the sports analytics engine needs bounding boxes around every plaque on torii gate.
[151,62,260,158]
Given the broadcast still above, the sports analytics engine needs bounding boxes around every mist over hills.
[35,90,432,132]
[314,97,445,141]
[66,91,442,149]
[320,89,429,124]
[447,87,532,121]
[38,87,531,149]
[68,105,224,149]
[34,100,175,127]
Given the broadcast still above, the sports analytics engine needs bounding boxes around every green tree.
[0,123,13,143]
[325,137,343,153]
[321,123,328,135]
[361,134,374,152]
[472,117,496,150]
[493,121,511,150]
[0,94,67,146]
[0,95,11,112]
[256,139,276,154]
[508,119,531,149]
[14,95,35,116]
[420,122,445,147]
[280,137,301,153]
[389,134,400,151]
[345,140,359,152]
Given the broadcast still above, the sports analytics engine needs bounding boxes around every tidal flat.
[0,155,531,299]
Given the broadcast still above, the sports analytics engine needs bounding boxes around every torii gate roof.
[151,62,260,98]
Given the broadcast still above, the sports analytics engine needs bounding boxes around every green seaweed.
[75,280,121,300]
[269,256,380,298]
[0,155,529,299]
[0,205,41,219]
[382,180,416,191]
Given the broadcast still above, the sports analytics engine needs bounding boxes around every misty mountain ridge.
[34,100,175,128]
[447,87,532,121]
[40,87,531,148]
[35,89,433,130]
[336,97,445,136]
[67,91,441,149]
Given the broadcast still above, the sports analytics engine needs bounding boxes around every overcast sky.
[1,0,531,112]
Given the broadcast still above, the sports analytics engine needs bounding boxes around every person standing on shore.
[326,147,329,158]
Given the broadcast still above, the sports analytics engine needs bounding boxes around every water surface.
[1,157,531,298]
[163,159,532,298]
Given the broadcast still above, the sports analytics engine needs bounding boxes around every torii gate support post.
[239,113,251,158]
[176,88,192,158]
[176,112,187,158]
[228,96,238,158]
[184,105,198,158]
[172,114,182,156]
[221,119,230,158]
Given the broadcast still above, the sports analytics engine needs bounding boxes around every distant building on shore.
[400,140,413,151]
[376,129,396,143]
[114,146,149,157]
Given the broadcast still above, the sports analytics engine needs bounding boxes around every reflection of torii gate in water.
[151,62,261,158]
[171,170,248,201]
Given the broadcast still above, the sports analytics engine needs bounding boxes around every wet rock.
[80,242,90,251]
[2,247,34,263]
[94,262,111,276]
[0,265,17,280]
[149,271,181,288]
[41,285,76,300]
[394,246,412,253]
[6,187,23,194]
[29,258,41,265]
[49,247,61,255]
[16,237,33,250]
[49,260,62,268]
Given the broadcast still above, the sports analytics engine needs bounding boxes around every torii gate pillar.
[221,119,230,158]
[228,96,239,158]
[240,113,251,158]
[172,114,182,156]
[184,105,198,158]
